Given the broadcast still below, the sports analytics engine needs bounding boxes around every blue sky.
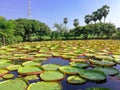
[0,0,120,29]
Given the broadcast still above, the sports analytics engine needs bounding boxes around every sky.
[0,0,120,29]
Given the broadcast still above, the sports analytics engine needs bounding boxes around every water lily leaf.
[25,75,39,81]
[3,74,14,79]
[89,59,116,67]
[59,66,82,74]
[42,64,61,70]
[18,66,43,75]
[0,79,28,90]
[27,81,62,90]
[33,58,48,62]
[94,67,118,75]
[7,65,22,71]
[67,75,87,84]
[0,69,9,77]
[70,62,88,68]
[40,71,64,81]
[0,61,13,69]
[79,70,106,81]
[22,61,40,67]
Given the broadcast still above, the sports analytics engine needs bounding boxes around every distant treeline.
[0,5,120,45]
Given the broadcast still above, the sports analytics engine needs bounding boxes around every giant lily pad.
[79,70,106,81]
[27,81,62,90]
[3,74,14,79]
[94,67,118,75]
[40,71,64,81]
[42,64,61,70]
[0,61,13,69]
[25,75,39,81]
[7,65,22,71]
[59,66,82,74]
[89,59,116,67]
[18,66,43,75]
[67,75,87,84]
[0,69,9,77]
[70,62,88,68]
[22,61,40,67]
[70,58,88,62]
[33,58,48,62]
[0,79,28,90]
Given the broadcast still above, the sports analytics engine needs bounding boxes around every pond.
[1,40,120,90]
[1,57,120,90]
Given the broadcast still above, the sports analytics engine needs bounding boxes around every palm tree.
[97,8,103,23]
[92,11,98,23]
[63,18,68,27]
[102,5,110,23]
[73,19,79,27]
[84,14,92,25]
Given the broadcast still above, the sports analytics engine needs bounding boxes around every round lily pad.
[40,71,64,81]
[18,66,43,75]
[42,64,61,70]
[59,66,82,74]
[0,61,13,68]
[67,75,87,84]
[25,75,39,81]
[27,81,62,90]
[79,70,106,81]
[33,58,48,62]
[0,79,28,90]
[0,69,9,77]
[90,59,116,67]
[7,65,22,71]
[3,74,14,79]
[94,67,118,75]
[70,62,88,68]
[34,54,52,58]
[70,58,88,62]
[22,61,40,67]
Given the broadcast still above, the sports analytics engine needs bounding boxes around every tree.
[84,15,92,24]
[73,19,79,27]
[92,11,98,23]
[0,16,15,45]
[15,18,51,41]
[102,5,110,23]
[63,18,68,27]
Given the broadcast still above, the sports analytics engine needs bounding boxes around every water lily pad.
[79,70,106,81]
[33,58,48,62]
[0,69,9,77]
[27,81,62,90]
[86,87,111,90]
[42,64,61,70]
[70,62,88,68]
[90,59,116,67]
[25,75,39,81]
[67,75,87,84]
[40,71,64,81]
[22,61,40,67]
[0,61,13,68]
[59,66,82,74]
[34,54,52,58]
[94,67,118,75]
[18,66,43,75]
[70,58,88,62]
[7,65,22,71]
[3,74,14,79]
[94,55,114,61]
[0,79,28,90]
